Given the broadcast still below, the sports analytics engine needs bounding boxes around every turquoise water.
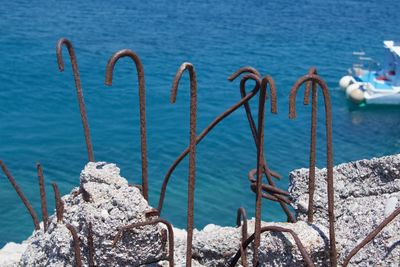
[1,0,400,246]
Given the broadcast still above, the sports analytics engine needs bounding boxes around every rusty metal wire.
[229,67,296,223]
[229,225,315,267]
[0,160,40,230]
[112,218,174,266]
[52,182,64,223]
[236,207,248,267]
[105,49,149,201]
[66,224,83,267]
[157,72,261,213]
[170,62,197,267]
[56,38,94,162]
[289,72,337,267]
[88,222,95,267]
[36,163,49,232]
[342,206,400,267]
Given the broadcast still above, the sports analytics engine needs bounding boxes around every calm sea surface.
[1,0,400,246]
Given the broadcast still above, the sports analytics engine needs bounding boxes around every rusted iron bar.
[303,67,317,105]
[52,182,64,223]
[253,76,272,265]
[236,207,248,267]
[0,160,40,230]
[112,218,174,266]
[248,169,290,196]
[342,206,400,267]
[157,73,261,213]
[170,62,197,267]
[88,222,95,267]
[66,224,83,267]
[105,49,149,201]
[36,163,49,231]
[229,225,315,267]
[249,184,291,204]
[230,68,296,223]
[289,72,337,267]
[56,38,94,162]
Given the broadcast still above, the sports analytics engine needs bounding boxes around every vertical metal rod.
[236,207,248,267]
[66,224,83,267]
[157,73,261,213]
[56,38,94,162]
[0,160,40,230]
[36,163,49,231]
[289,73,337,267]
[52,182,64,223]
[170,62,197,267]
[105,49,149,201]
[88,222,95,267]
[253,76,269,265]
[308,81,317,223]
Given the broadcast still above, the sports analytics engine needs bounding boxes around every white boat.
[339,41,400,105]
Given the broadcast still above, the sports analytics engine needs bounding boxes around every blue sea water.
[1,0,400,247]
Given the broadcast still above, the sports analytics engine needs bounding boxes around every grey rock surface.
[19,162,169,267]
[289,154,400,266]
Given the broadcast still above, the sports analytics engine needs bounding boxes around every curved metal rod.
[52,182,64,223]
[343,206,400,267]
[229,226,315,267]
[112,218,174,266]
[36,163,49,231]
[236,207,248,267]
[170,62,197,267]
[0,161,40,230]
[303,67,318,105]
[232,70,296,223]
[105,49,149,201]
[157,73,261,213]
[289,73,337,267]
[56,38,94,162]
[66,224,83,267]
[227,66,261,81]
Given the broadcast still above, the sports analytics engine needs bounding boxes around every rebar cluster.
[1,38,399,266]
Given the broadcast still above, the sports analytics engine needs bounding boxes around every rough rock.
[19,162,169,266]
[289,154,400,266]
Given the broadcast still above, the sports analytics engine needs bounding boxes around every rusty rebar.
[112,218,174,266]
[236,207,248,267]
[303,67,317,105]
[157,73,261,213]
[56,38,94,162]
[230,68,296,223]
[253,76,272,265]
[170,62,197,267]
[105,49,149,201]
[342,206,400,267]
[289,72,337,267]
[36,163,49,231]
[52,182,64,223]
[229,226,315,267]
[0,160,40,230]
[88,222,95,267]
[66,224,83,267]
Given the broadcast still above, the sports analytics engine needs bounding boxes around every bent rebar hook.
[229,68,296,223]
[105,49,149,201]
[170,62,197,267]
[56,38,94,162]
[157,72,262,213]
[288,72,337,267]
